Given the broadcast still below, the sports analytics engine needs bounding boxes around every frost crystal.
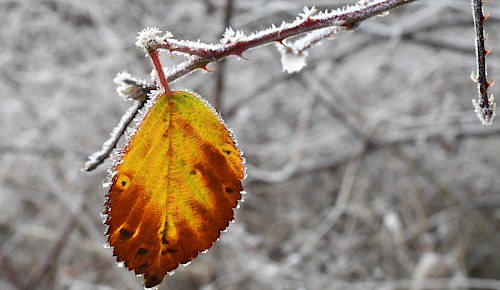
[298,6,317,19]
[135,27,172,51]
[220,27,247,45]
[472,97,496,125]
[276,26,338,74]
[278,45,308,74]
[114,72,148,101]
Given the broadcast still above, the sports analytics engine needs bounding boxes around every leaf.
[104,90,245,288]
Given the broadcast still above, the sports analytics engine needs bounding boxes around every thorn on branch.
[202,64,216,72]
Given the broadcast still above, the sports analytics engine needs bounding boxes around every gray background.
[1,0,500,289]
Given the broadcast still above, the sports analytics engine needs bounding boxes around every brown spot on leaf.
[137,248,149,255]
[119,228,135,240]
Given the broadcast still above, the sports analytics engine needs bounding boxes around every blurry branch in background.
[83,0,418,172]
[213,0,234,113]
[0,199,83,290]
[471,0,495,125]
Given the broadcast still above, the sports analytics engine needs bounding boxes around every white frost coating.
[277,26,338,74]
[99,212,108,223]
[163,38,220,56]
[135,27,172,51]
[314,0,386,21]
[84,100,146,172]
[298,6,318,19]
[472,97,496,125]
[131,0,385,65]
[116,261,125,268]
[246,6,318,42]
[220,27,247,45]
[278,46,308,74]
[294,27,338,51]
[140,1,375,62]
[114,71,148,101]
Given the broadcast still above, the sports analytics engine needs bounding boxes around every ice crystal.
[472,97,496,125]
[277,26,338,74]
[278,45,308,74]
[135,27,172,51]
[220,27,247,45]
[114,71,148,101]
[298,6,317,19]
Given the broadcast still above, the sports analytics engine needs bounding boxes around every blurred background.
[1,0,500,289]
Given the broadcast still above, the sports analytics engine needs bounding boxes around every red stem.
[148,49,171,94]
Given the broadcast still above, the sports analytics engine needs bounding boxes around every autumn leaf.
[104,90,245,288]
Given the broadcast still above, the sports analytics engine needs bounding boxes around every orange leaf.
[104,90,245,288]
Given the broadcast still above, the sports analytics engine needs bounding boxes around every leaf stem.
[148,49,171,94]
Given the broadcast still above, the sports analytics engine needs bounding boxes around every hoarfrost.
[277,26,338,74]
[298,6,318,19]
[114,71,148,101]
[83,100,144,172]
[220,27,247,45]
[472,97,496,125]
[99,212,108,223]
[135,27,172,51]
[278,46,308,74]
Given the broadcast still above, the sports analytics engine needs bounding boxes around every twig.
[294,119,500,178]
[246,82,316,183]
[83,99,147,171]
[84,0,418,172]
[299,154,360,257]
[471,0,495,125]
[0,255,28,290]
[214,0,234,112]
[25,215,79,289]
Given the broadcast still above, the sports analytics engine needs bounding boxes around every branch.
[83,99,147,171]
[471,0,495,125]
[214,0,235,112]
[155,0,416,60]
[84,0,417,172]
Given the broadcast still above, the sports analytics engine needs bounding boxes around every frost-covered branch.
[84,0,417,171]
[471,0,495,125]
[156,0,415,61]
